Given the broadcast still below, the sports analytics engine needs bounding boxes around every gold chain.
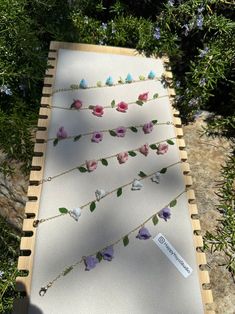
[39,189,187,296]
[33,160,181,227]
[39,136,177,185]
[52,77,163,95]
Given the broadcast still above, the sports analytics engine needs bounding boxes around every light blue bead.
[148,71,156,79]
[106,76,113,86]
[125,73,133,83]
[79,79,88,89]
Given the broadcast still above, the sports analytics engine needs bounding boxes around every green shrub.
[205,153,235,274]
[0,216,21,313]
[0,1,234,311]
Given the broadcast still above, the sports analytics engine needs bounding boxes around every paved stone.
[183,111,235,314]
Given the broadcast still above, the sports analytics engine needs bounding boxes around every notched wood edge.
[166,63,214,313]
[15,42,57,312]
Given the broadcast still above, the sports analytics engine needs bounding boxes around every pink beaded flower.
[139,143,149,156]
[156,143,169,155]
[92,105,104,117]
[117,152,128,164]
[86,160,98,172]
[138,92,149,102]
[117,101,128,113]
[71,99,82,109]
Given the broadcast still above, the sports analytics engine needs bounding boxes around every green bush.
[205,153,235,274]
[0,215,21,313]
[0,0,234,311]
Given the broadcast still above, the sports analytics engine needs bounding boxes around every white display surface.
[29,49,204,313]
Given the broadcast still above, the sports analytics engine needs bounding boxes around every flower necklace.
[52,71,161,95]
[39,137,176,184]
[33,160,181,227]
[46,92,166,118]
[38,188,187,296]
[51,120,174,146]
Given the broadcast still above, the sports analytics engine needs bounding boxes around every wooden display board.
[14,42,214,314]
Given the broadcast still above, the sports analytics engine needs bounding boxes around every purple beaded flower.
[91,131,103,143]
[158,207,171,222]
[84,256,99,271]
[57,126,68,139]
[101,246,114,261]
[115,126,127,137]
[143,122,154,134]
[136,227,151,240]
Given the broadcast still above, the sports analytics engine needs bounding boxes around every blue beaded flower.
[136,227,151,240]
[101,246,114,261]
[84,256,99,271]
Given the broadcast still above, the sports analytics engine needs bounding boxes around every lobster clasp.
[39,287,47,297]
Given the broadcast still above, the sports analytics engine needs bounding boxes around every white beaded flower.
[69,208,81,221]
[95,189,107,201]
[151,172,161,184]
[131,179,143,191]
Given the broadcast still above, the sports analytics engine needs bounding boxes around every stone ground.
[183,111,235,314]
[0,111,234,313]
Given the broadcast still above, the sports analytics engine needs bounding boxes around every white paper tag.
[153,233,193,278]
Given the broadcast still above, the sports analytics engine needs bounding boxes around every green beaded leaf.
[153,93,159,99]
[70,84,79,89]
[74,135,82,142]
[167,139,174,145]
[53,138,59,146]
[128,151,137,157]
[170,199,177,207]
[123,235,129,247]
[97,81,102,87]
[152,214,159,226]
[138,171,147,178]
[130,126,138,133]
[63,266,73,276]
[96,252,103,262]
[88,105,95,109]
[101,158,108,166]
[136,100,144,106]
[139,75,145,80]
[160,168,167,174]
[111,100,115,108]
[150,144,157,150]
[118,77,124,84]
[151,120,158,125]
[109,130,117,137]
[59,207,69,214]
[90,201,96,212]
[78,166,87,173]
[117,187,122,197]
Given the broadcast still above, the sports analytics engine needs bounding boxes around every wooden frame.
[14,41,214,314]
